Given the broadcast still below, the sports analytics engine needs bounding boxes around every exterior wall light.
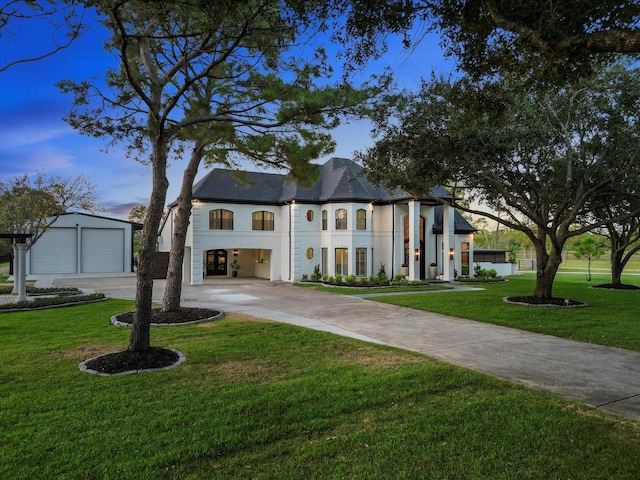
[449,248,455,260]
[233,249,238,256]
[414,249,420,260]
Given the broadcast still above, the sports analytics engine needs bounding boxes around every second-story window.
[335,208,347,230]
[209,209,233,230]
[252,211,274,230]
[356,208,366,230]
[322,210,328,230]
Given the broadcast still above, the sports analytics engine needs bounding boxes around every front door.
[206,249,227,276]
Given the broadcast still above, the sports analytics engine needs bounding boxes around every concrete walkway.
[36,274,640,422]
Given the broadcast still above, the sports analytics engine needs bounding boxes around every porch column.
[408,200,421,281]
[289,201,300,281]
[190,202,203,285]
[442,205,455,281]
[14,243,28,302]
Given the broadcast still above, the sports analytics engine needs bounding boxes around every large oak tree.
[361,63,640,299]
[333,0,640,80]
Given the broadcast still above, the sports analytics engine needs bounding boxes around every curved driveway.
[50,274,640,422]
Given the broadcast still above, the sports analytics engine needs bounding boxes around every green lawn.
[1,300,638,478]
[371,273,640,352]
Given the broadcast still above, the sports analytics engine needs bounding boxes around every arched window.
[306,247,314,259]
[356,209,366,230]
[306,210,314,222]
[252,211,274,230]
[209,209,233,230]
[321,210,328,230]
[335,208,347,230]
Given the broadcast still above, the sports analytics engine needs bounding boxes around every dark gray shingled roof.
[432,205,477,234]
[191,157,455,205]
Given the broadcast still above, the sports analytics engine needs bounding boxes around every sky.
[0,5,456,220]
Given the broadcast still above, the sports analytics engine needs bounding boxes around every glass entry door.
[206,249,227,276]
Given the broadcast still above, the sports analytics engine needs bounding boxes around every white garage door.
[30,228,77,274]
[81,228,125,273]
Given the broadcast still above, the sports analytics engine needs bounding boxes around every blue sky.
[0,6,455,220]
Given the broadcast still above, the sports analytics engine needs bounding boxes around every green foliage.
[474,265,498,279]
[127,204,146,224]
[0,172,101,246]
[574,236,606,281]
[344,274,357,286]
[58,0,388,351]
[0,286,79,295]
[310,264,321,282]
[361,63,640,299]
[376,263,389,285]
[0,293,105,310]
[338,0,640,83]
[574,236,606,261]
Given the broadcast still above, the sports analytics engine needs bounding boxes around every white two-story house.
[158,158,476,284]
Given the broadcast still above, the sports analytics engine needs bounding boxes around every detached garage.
[27,213,141,275]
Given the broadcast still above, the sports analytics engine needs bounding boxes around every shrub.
[0,286,80,295]
[321,274,329,283]
[377,264,390,285]
[335,274,343,285]
[391,276,409,286]
[344,274,357,286]
[474,265,498,279]
[0,293,106,311]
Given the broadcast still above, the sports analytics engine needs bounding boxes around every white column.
[190,204,203,285]
[442,205,455,281]
[11,244,19,295]
[15,243,28,302]
[290,202,300,281]
[408,200,421,281]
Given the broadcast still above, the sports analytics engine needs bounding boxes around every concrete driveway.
[50,274,640,422]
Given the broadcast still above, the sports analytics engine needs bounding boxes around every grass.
[372,273,640,352]
[1,300,638,478]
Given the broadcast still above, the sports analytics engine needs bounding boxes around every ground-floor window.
[461,241,470,275]
[322,247,328,274]
[335,248,348,275]
[356,247,367,276]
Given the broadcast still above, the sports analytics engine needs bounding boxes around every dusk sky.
[0,5,456,220]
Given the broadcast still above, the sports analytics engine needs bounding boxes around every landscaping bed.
[112,307,223,326]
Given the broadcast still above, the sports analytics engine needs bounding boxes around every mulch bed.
[505,296,588,307]
[84,308,220,375]
[83,347,180,375]
[591,283,640,291]
[114,307,221,325]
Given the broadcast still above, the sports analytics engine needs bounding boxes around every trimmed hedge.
[0,293,105,311]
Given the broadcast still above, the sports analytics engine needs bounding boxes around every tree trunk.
[533,243,562,299]
[128,141,169,353]
[610,248,625,286]
[162,141,205,312]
